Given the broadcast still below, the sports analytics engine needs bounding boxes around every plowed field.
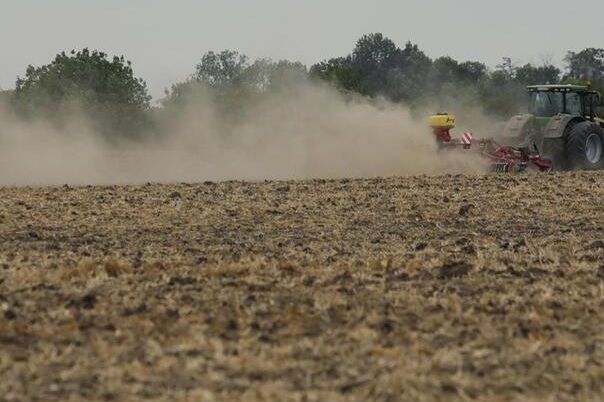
[1,172,603,401]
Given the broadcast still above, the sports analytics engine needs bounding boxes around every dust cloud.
[0,81,487,186]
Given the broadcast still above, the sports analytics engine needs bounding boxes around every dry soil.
[1,172,603,401]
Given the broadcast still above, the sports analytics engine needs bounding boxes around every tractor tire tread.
[541,138,566,171]
[566,121,604,170]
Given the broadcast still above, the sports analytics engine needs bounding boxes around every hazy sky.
[2,0,603,100]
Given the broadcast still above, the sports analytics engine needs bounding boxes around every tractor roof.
[526,84,594,93]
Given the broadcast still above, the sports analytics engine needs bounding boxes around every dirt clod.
[3,309,17,320]
[69,293,97,310]
[458,203,474,216]
[438,261,472,279]
[415,242,428,251]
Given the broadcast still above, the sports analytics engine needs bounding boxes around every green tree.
[349,33,401,97]
[429,57,487,94]
[476,59,525,118]
[423,58,487,112]
[163,51,243,110]
[352,33,399,70]
[495,57,515,81]
[388,42,432,101]
[563,48,604,83]
[13,49,151,138]
[165,51,307,102]
[160,80,209,110]
[457,61,488,83]
[241,59,307,91]
[194,50,249,88]
[0,89,13,107]
[431,56,462,85]
[328,34,434,102]
[563,48,604,104]
[515,63,560,85]
[162,51,309,123]
[309,56,359,92]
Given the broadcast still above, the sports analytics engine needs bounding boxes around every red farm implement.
[430,113,553,173]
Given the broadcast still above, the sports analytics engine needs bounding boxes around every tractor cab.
[527,85,600,121]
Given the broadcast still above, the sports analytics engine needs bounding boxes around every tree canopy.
[162,50,307,115]
[3,36,603,141]
[564,48,604,83]
[0,89,13,106]
[308,34,602,117]
[12,48,151,138]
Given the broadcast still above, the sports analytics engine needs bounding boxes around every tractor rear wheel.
[566,122,604,170]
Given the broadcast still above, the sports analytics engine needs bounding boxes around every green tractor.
[500,84,604,170]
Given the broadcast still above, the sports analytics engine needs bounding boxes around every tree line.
[1,33,603,139]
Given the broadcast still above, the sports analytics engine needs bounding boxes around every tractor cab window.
[530,91,563,117]
[566,92,583,115]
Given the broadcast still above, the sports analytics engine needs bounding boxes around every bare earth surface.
[1,172,603,401]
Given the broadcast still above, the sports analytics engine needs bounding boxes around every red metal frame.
[432,128,553,173]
